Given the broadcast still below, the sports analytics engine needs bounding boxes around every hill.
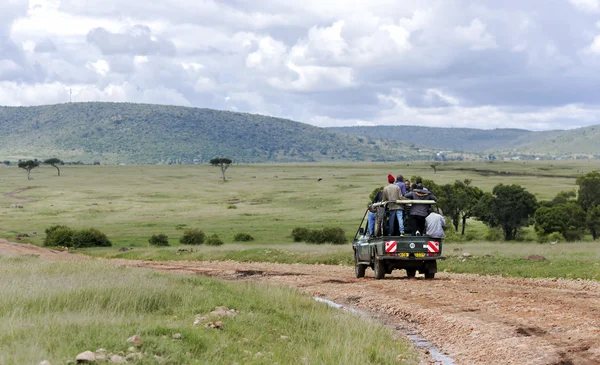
[511,125,600,157]
[328,126,564,153]
[0,103,416,164]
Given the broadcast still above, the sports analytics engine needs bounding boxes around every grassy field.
[1,160,597,246]
[0,255,416,365]
[1,160,599,281]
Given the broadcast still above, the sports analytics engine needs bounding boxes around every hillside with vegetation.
[328,125,564,153]
[0,103,415,164]
[510,125,600,157]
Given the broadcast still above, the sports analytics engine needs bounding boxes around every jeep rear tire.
[406,269,416,278]
[374,259,385,280]
[425,272,435,280]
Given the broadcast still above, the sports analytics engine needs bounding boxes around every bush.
[71,228,112,248]
[484,227,503,241]
[291,227,309,242]
[44,225,74,247]
[291,227,347,245]
[179,229,205,245]
[318,227,347,244]
[206,234,223,246]
[227,205,237,209]
[149,233,169,246]
[233,233,254,242]
[548,232,566,243]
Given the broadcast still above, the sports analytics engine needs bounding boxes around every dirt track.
[1,239,599,365]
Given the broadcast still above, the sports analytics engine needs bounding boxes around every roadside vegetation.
[1,161,599,280]
[0,255,416,365]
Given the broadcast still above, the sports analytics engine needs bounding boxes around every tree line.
[418,171,600,242]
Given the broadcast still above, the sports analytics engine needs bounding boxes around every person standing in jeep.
[382,174,404,236]
[405,183,437,235]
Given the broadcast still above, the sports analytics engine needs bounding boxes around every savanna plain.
[1,161,600,365]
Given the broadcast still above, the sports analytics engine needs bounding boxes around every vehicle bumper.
[376,256,445,261]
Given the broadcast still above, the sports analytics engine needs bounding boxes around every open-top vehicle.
[352,200,444,280]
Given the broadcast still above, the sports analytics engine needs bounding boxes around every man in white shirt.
[425,211,445,241]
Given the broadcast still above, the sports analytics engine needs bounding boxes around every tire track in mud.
[1,241,599,365]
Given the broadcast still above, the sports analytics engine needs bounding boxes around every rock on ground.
[75,351,95,363]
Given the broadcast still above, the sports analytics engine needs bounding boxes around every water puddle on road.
[314,297,455,365]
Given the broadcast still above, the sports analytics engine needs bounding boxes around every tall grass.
[0,255,416,365]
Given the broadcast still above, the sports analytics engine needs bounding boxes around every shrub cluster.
[291,226,347,245]
[44,225,112,248]
[206,234,224,246]
[179,229,205,245]
[149,233,169,246]
[233,233,254,242]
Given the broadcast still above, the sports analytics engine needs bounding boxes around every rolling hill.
[328,125,599,158]
[328,126,562,153]
[0,102,416,164]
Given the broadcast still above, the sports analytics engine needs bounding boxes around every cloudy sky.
[3,0,600,130]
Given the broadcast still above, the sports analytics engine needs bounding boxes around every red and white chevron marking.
[427,241,440,253]
[385,241,397,253]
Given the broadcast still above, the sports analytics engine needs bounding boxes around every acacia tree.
[44,158,63,176]
[210,158,232,181]
[474,184,538,240]
[576,171,600,239]
[437,179,484,235]
[18,159,40,180]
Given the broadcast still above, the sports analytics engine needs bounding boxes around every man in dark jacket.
[405,184,437,235]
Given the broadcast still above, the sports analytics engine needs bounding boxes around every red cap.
[388,174,395,183]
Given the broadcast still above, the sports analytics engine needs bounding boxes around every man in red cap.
[382,174,404,236]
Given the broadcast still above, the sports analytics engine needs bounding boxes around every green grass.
[0,255,416,365]
[440,241,600,280]
[1,161,599,281]
[2,160,597,247]
[83,244,353,266]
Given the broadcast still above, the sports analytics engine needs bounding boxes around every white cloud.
[374,88,600,130]
[454,18,497,50]
[268,64,354,92]
[246,36,287,70]
[2,0,600,131]
[86,59,109,76]
[570,0,600,12]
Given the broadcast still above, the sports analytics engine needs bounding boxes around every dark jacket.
[405,189,437,217]
[372,191,382,205]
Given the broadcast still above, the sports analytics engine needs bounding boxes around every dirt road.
[1,239,599,365]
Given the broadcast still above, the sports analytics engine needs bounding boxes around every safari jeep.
[352,200,444,280]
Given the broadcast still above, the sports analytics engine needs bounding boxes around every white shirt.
[425,212,445,239]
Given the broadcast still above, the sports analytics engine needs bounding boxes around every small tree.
[474,184,538,240]
[44,158,63,176]
[534,203,587,241]
[430,164,437,174]
[576,171,600,239]
[18,159,40,180]
[210,158,232,181]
